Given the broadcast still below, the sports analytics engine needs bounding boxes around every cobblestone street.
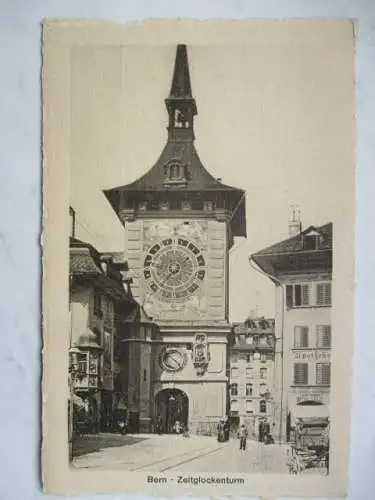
[72,434,289,473]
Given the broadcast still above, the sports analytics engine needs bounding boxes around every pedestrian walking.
[237,424,248,451]
[217,419,225,442]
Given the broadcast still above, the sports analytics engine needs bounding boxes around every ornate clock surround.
[143,235,206,303]
[159,347,188,373]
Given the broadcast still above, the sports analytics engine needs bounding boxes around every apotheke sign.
[293,350,330,362]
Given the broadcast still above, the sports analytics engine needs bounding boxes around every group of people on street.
[172,419,190,437]
[152,415,190,437]
[217,417,274,451]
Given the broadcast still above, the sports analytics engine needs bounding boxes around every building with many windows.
[69,237,140,434]
[250,220,332,443]
[69,209,160,436]
[228,317,276,440]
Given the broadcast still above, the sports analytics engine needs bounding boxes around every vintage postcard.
[42,19,355,499]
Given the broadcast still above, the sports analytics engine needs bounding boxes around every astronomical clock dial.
[159,348,187,372]
[143,236,206,303]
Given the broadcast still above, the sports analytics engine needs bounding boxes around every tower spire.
[165,44,197,141]
[169,44,194,98]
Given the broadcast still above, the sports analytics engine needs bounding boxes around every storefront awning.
[293,404,329,420]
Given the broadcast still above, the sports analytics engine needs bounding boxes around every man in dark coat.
[238,425,248,451]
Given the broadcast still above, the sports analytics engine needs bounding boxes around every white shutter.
[316,283,332,306]
[317,325,331,347]
[294,363,308,385]
[316,363,331,385]
[301,285,310,305]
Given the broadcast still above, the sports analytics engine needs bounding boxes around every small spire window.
[163,162,188,186]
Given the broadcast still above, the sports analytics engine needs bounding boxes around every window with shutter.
[259,383,267,396]
[286,284,311,308]
[260,368,267,379]
[245,400,254,413]
[316,363,331,385]
[294,326,309,348]
[316,283,332,306]
[294,363,308,385]
[316,325,331,348]
[230,383,238,396]
[286,285,293,308]
[301,285,310,305]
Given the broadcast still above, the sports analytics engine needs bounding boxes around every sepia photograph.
[42,19,355,498]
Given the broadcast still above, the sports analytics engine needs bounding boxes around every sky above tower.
[70,41,354,320]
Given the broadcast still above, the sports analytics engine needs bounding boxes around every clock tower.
[105,45,246,433]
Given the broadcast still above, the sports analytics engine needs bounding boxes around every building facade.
[104,45,247,434]
[229,318,276,440]
[250,220,332,443]
[69,236,139,434]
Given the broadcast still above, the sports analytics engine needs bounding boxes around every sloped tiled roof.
[103,44,246,238]
[250,223,333,277]
[69,237,137,306]
[104,142,243,193]
[252,223,332,257]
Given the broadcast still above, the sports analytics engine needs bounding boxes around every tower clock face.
[159,348,187,372]
[143,237,206,302]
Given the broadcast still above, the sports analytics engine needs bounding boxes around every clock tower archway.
[105,45,246,434]
[155,388,189,434]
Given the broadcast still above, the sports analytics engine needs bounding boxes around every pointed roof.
[169,44,194,99]
[103,44,247,238]
[103,44,243,194]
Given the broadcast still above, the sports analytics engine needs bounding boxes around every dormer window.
[204,200,214,212]
[163,161,188,186]
[159,201,169,211]
[303,230,321,250]
[181,200,191,211]
[138,201,148,212]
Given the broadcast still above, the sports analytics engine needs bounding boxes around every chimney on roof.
[289,205,302,237]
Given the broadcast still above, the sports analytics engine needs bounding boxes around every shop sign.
[293,350,330,362]
[296,390,324,404]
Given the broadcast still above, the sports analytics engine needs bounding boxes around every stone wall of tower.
[124,218,228,323]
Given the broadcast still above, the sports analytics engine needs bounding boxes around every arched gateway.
[154,389,189,434]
